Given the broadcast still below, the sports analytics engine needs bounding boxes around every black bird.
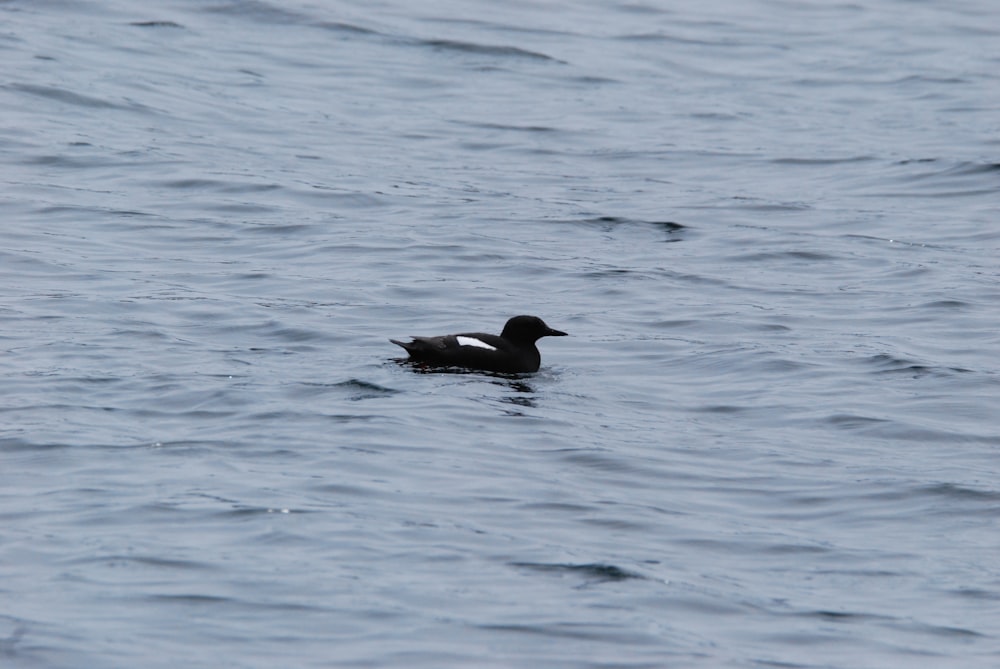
[391,315,567,373]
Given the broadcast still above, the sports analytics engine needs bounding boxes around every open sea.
[2,0,999,667]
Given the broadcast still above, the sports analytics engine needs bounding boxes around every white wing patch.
[456,336,497,351]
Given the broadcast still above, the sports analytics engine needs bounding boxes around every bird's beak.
[546,327,568,337]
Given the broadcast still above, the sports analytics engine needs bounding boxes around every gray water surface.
[2,0,999,667]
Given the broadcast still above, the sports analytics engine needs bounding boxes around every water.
[2,0,999,666]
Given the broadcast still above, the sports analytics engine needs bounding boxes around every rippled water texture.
[2,0,999,667]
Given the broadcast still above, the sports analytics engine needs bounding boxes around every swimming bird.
[390,315,567,373]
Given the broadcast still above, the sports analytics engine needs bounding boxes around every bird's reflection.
[394,359,540,410]
[493,378,537,410]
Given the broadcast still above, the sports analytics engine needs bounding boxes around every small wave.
[583,215,686,231]
[476,622,656,644]
[772,155,875,166]
[951,588,1000,601]
[510,561,645,583]
[617,32,733,47]
[203,0,307,24]
[7,83,154,114]
[316,21,379,36]
[62,554,216,571]
[861,353,971,377]
[130,20,184,29]
[558,216,687,242]
[902,159,1000,179]
[418,38,563,63]
[0,438,73,452]
[330,379,401,401]
[723,198,812,211]
[152,178,282,194]
[918,482,1000,502]
[793,609,892,623]
[455,120,559,133]
[730,250,835,262]
[919,299,970,310]
[857,159,1000,199]
[826,411,997,444]
[826,413,891,429]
